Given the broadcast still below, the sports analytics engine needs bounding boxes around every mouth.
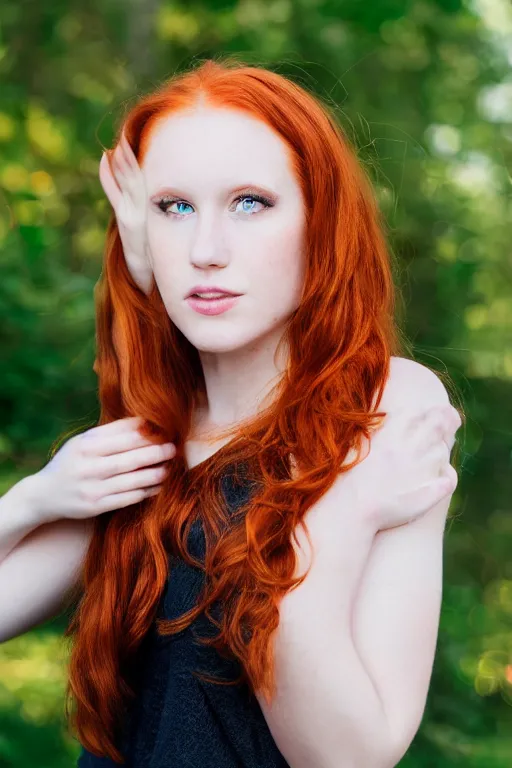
[185,293,241,315]
[186,285,243,299]
[187,292,242,300]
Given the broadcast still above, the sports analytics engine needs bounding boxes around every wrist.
[339,472,381,534]
[15,473,60,527]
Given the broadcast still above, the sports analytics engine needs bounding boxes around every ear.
[99,151,121,211]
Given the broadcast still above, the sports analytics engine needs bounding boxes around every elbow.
[374,718,422,768]
[283,728,413,768]
[341,718,418,768]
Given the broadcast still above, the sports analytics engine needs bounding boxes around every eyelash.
[155,192,274,217]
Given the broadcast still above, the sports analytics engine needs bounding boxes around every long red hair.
[63,56,409,762]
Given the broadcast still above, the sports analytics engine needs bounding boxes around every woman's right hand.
[32,417,176,523]
[99,130,153,295]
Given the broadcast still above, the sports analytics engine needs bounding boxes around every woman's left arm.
[257,501,452,768]
[350,490,452,763]
[256,359,459,768]
[349,359,458,758]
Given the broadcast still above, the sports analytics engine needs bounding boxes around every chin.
[183,326,263,355]
[190,336,252,355]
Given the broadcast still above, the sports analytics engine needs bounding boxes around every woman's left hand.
[344,403,462,531]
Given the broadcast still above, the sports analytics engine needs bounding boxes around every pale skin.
[96,106,462,767]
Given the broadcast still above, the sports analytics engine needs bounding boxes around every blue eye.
[235,196,258,213]
[155,198,193,216]
[234,196,268,214]
[170,201,194,215]
[155,193,274,217]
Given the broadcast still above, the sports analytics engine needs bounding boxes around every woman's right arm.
[0,417,176,643]
[0,128,160,643]
[0,476,94,643]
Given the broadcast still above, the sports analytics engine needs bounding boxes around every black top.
[77,466,290,768]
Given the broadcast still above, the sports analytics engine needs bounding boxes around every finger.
[406,403,452,430]
[402,411,443,455]
[79,418,165,455]
[99,151,122,210]
[425,474,457,507]
[97,441,176,477]
[445,428,458,453]
[449,407,463,434]
[118,132,133,167]
[116,137,145,199]
[411,405,456,447]
[95,432,174,460]
[427,440,451,472]
[112,144,131,184]
[432,407,461,450]
[97,484,163,513]
[80,416,144,442]
[83,416,145,440]
[112,145,144,206]
[443,462,459,493]
[102,463,171,495]
[391,405,441,441]
[409,473,457,518]
[419,410,450,448]
[444,407,463,451]
[120,131,140,172]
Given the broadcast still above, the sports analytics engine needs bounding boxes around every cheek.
[260,225,305,295]
[146,226,164,269]
[146,226,182,292]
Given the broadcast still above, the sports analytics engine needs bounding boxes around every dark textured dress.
[77,465,290,768]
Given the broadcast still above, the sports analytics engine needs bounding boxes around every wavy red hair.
[62,56,413,762]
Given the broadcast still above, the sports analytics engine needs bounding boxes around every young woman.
[0,58,462,768]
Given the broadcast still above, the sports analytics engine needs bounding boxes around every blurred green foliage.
[0,0,511,765]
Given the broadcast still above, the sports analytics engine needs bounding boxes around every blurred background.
[0,0,511,765]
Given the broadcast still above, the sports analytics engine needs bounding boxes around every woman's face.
[141,106,306,356]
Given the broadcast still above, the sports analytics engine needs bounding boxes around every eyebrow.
[149,183,279,201]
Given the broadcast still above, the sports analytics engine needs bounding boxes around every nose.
[189,212,229,268]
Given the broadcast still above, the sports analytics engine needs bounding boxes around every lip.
[186,295,241,316]
[186,285,242,298]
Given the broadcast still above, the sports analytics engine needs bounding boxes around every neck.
[195,328,289,432]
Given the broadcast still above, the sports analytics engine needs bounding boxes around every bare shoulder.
[378,356,451,413]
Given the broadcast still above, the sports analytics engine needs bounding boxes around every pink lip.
[186,295,241,316]
[186,285,240,298]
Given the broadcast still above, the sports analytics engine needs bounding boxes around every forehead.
[141,106,295,190]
